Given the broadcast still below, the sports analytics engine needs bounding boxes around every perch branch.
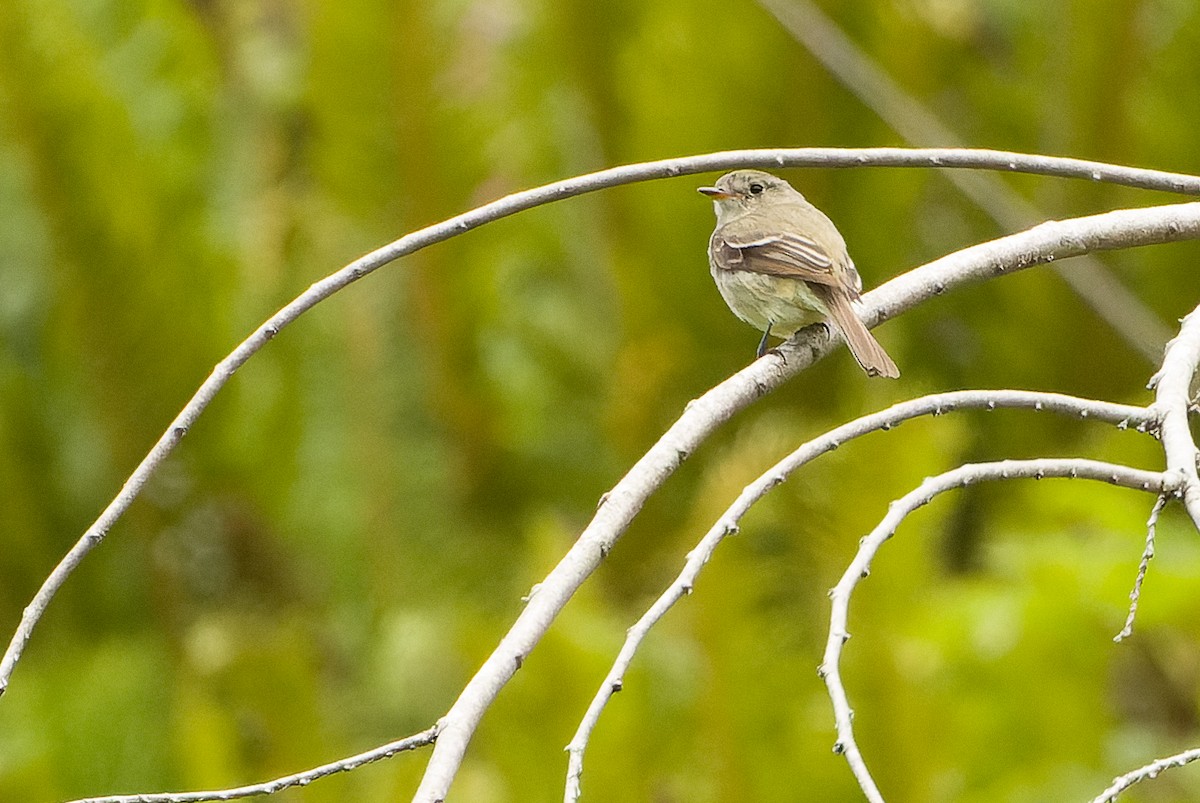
[2,153,1199,803]
[413,201,1200,802]
[7,150,1196,700]
[564,391,1153,802]
[821,459,1176,803]
[757,0,1175,358]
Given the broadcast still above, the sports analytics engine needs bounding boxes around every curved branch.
[563,391,1153,802]
[1090,746,1200,803]
[1,154,1198,803]
[758,0,1176,360]
[412,201,1200,802]
[1149,304,1200,530]
[66,725,438,803]
[861,202,1200,328]
[821,459,1176,803]
[5,150,1195,700]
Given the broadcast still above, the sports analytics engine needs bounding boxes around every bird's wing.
[711,218,845,288]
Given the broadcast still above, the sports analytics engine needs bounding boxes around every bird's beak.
[698,186,734,199]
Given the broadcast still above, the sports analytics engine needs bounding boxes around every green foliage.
[2,0,1200,800]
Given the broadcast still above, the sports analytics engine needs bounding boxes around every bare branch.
[1113,493,1168,642]
[5,151,1196,702]
[1090,746,1200,803]
[862,203,1200,330]
[564,391,1152,802]
[1148,305,1200,531]
[413,201,1200,802]
[65,726,438,803]
[756,0,1175,359]
[821,459,1176,803]
[2,153,1198,803]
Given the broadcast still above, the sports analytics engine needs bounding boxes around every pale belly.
[711,269,829,336]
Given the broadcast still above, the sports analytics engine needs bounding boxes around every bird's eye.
[749,182,765,195]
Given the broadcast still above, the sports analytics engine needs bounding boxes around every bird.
[699,169,899,378]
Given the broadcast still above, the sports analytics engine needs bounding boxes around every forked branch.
[415,201,1200,802]
[821,460,1177,803]
[564,391,1153,801]
[8,149,1196,701]
[3,151,1200,803]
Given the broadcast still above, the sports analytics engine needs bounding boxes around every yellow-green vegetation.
[1,1,1199,801]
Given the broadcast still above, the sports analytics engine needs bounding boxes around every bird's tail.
[818,288,900,379]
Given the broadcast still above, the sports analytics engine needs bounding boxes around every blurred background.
[2,1,1200,801]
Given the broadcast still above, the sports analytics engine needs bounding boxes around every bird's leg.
[756,322,773,359]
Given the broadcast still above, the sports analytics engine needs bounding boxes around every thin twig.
[757,0,1174,359]
[1089,746,1200,803]
[563,391,1153,802]
[66,725,439,803]
[821,459,1176,803]
[1114,493,1168,642]
[6,150,1197,702]
[1148,304,1200,531]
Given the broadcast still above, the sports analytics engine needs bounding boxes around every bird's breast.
[710,268,829,335]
